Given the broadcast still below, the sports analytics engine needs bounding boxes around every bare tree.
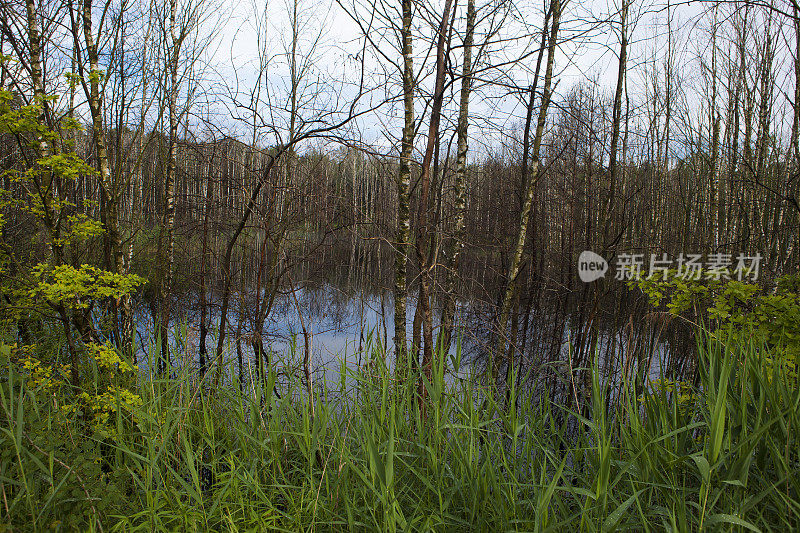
[438,0,476,353]
[415,0,453,398]
[211,0,372,387]
[393,0,415,372]
[494,0,561,381]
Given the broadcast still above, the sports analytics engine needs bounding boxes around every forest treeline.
[0,0,799,393]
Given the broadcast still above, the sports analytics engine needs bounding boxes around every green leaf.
[705,513,762,532]
[691,454,710,484]
[603,489,645,531]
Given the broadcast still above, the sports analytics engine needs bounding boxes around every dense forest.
[1,0,799,529]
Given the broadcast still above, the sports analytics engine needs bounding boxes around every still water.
[135,282,680,393]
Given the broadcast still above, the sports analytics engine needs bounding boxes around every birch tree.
[494,0,561,381]
[393,0,414,370]
[415,0,453,395]
[438,0,476,353]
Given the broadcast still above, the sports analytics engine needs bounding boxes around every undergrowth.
[1,329,798,531]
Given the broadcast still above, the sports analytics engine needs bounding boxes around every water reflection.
[136,278,692,404]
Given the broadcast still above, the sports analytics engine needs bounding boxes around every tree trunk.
[156,0,181,373]
[494,0,561,381]
[604,0,628,249]
[439,0,476,354]
[416,0,453,399]
[79,0,123,287]
[213,152,286,388]
[199,156,215,375]
[394,0,414,374]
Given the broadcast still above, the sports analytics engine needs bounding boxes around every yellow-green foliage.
[27,263,144,310]
[0,86,144,415]
[74,342,141,437]
[641,377,696,416]
[7,339,142,440]
[631,271,800,379]
[62,386,143,437]
[9,343,70,393]
[87,342,137,373]
[0,90,60,143]
[0,89,102,246]
[0,88,144,307]
[0,85,146,448]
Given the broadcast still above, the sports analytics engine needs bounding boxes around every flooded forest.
[1,0,800,529]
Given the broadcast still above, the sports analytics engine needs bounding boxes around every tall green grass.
[1,329,798,531]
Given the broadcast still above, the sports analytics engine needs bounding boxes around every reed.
[0,328,797,531]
